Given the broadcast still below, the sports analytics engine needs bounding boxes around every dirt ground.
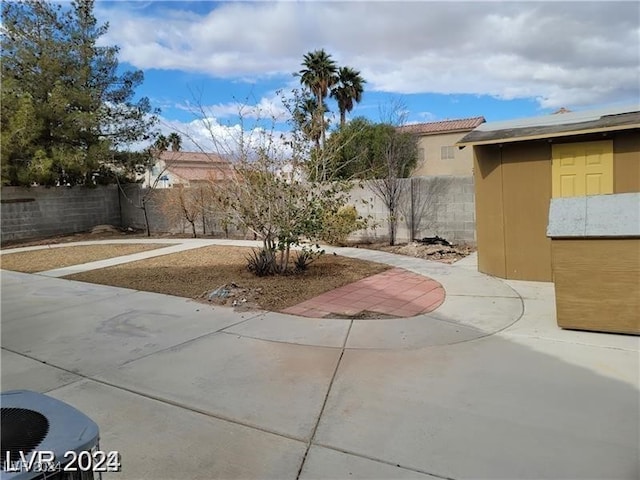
[353,241,475,264]
[2,230,473,311]
[1,230,140,250]
[65,246,390,312]
[2,228,475,265]
[0,244,166,273]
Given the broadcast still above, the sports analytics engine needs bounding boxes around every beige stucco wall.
[412,131,475,177]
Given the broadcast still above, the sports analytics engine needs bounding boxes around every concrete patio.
[1,240,638,479]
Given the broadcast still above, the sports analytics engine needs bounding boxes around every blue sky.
[94,1,639,149]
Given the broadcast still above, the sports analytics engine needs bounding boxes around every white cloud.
[175,92,290,122]
[157,114,293,161]
[98,1,640,109]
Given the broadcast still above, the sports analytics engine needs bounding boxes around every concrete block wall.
[1,178,476,245]
[119,185,248,238]
[348,176,476,245]
[1,185,121,243]
[119,185,173,234]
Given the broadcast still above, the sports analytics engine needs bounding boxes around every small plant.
[294,246,324,272]
[246,248,276,276]
[321,204,366,246]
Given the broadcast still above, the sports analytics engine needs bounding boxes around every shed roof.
[398,116,485,135]
[457,104,640,146]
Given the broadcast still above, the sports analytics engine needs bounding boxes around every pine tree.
[1,0,158,186]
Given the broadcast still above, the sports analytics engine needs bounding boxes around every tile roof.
[398,116,486,135]
[159,151,229,164]
[159,151,234,182]
[168,166,226,182]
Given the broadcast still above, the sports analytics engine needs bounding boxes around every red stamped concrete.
[281,267,445,318]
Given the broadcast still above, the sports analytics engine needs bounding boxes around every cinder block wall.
[119,185,248,238]
[119,185,172,234]
[1,178,476,245]
[348,176,476,244]
[1,185,121,243]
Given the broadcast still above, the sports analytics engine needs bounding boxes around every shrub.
[294,246,324,272]
[321,205,365,246]
[246,248,276,276]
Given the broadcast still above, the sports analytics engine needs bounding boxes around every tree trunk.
[388,206,396,246]
[200,188,206,235]
[142,200,151,237]
[410,178,416,241]
[317,88,326,150]
[283,245,291,273]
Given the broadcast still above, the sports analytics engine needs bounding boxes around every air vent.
[1,408,50,464]
[1,390,100,480]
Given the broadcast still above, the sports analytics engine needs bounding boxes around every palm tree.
[167,132,182,151]
[297,49,337,148]
[153,134,169,152]
[331,67,366,127]
[293,95,328,150]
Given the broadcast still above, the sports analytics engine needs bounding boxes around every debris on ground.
[330,310,398,320]
[90,224,122,235]
[415,235,453,247]
[358,241,475,264]
[200,282,263,312]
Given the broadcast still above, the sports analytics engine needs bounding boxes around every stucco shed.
[458,105,640,282]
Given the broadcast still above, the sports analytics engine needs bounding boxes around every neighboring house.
[399,116,485,176]
[457,104,639,283]
[142,151,234,188]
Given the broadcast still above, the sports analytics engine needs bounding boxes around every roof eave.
[457,123,640,147]
[412,127,478,136]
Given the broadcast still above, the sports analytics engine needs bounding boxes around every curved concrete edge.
[223,312,351,349]
[2,239,527,350]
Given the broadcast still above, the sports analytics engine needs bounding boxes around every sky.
[93,0,640,150]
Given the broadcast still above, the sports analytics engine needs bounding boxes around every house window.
[441,146,455,160]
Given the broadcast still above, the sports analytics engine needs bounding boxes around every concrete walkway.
[1,239,638,479]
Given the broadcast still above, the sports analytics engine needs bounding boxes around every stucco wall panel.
[413,131,475,176]
[501,142,552,281]
[473,145,506,277]
[613,130,640,193]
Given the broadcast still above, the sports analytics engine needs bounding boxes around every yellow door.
[552,141,613,197]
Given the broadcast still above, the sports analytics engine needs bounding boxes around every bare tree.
[367,100,418,246]
[161,186,201,238]
[399,176,453,241]
[172,88,360,274]
[115,135,182,236]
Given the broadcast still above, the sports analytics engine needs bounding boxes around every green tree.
[153,134,170,153]
[167,132,182,151]
[1,0,157,186]
[331,67,366,127]
[291,92,326,151]
[326,117,418,181]
[297,49,337,151]
[323,115,418,245]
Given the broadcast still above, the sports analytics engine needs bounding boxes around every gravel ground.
[0,244,166,273]
[66,246,390,312]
